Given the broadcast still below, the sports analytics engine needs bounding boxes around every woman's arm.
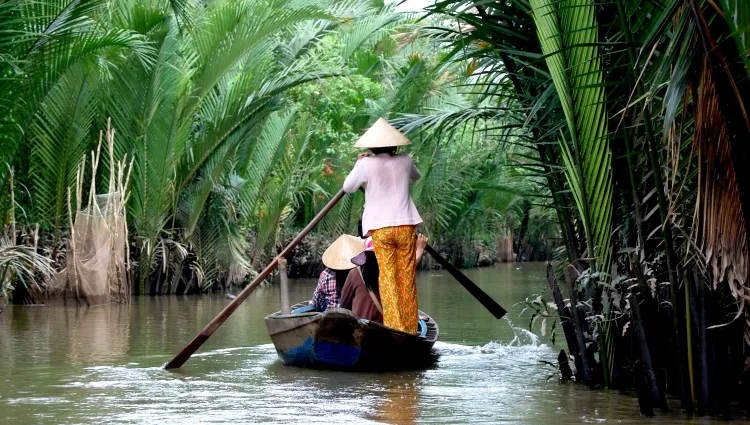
[409,159,421,183]
[311,269,333,310]
[343,157,367,193]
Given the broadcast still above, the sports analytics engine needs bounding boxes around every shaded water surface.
[0,263,732,424]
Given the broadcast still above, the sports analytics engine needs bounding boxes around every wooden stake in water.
[164,190,346,370]
[279,257,290,315]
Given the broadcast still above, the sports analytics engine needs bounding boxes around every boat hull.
[265,303,439,371]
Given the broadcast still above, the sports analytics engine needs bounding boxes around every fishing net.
[55,120,132,305]
[58,192,129,305]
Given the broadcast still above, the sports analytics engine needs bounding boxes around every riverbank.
[3,229,532,303]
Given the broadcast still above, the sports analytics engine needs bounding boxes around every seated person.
[340,234,428,322]
[310,234,366,311]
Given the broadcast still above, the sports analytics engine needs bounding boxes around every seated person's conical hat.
[322,234,366,270]
[354,118,410,148]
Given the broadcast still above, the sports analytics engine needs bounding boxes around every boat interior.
[272,301,439,341]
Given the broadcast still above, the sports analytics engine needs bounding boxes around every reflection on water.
[371,377,421,425]
[0,263,735,424]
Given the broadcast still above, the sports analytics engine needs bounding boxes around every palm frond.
[530,0,612,274]
[0,237,55,297]
[718,0,750,75]
[340,10,400,60]
[29,63,96,234]
[236,109,298,223]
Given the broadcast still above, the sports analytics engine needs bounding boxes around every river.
[0,263,731,424]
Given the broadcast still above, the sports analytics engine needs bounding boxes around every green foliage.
[0,237,55,299]
[30,65,98,236]
[425,0,750,407]
[530,0,612,275]
[1,0,560,296]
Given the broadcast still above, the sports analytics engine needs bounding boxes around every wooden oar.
[164,190,346,370]
[424,245,507,319]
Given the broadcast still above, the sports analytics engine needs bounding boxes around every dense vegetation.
[3,0,750,418]
[0,0,552,300]
[414,0,750,418]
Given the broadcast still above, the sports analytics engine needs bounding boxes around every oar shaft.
[424,244,507,319]
[164,190,346,370]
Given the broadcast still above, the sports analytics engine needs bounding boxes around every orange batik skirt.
[371,225,418,334]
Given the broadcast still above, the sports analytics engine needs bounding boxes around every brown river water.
[0,263,738,424]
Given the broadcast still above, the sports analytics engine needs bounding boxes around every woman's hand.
[416,234,428,251]
[415,234,428,264]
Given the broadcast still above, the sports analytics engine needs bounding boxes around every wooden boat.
[264,301,439,371]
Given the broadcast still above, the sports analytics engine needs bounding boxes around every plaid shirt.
[311,268,339,311]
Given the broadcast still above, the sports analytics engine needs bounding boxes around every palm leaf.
[29,63,96,234]
[236,109,298,223]
[718,0,750,75]
[104,15,190,245]
[530,0,612,274]
[340,10,400,60]
[0,237,55,297]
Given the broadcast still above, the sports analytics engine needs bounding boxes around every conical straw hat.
[354,118,411,148]
[322,234,366,270]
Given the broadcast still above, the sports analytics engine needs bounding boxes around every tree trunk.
[634,361,655,417]
[631,289,668,411]
[516,200,531,254]
[546,264,581,377]
[566,267,592,387]
[690,267,708,415]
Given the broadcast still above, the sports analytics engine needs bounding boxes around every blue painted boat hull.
[276,336,362,367]
[265,303,439,371]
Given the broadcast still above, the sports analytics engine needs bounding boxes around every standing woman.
[342,118,423,334]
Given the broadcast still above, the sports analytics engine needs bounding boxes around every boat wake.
[435,318,547,351]
[163,319,552,371]
[430,318,554,376]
